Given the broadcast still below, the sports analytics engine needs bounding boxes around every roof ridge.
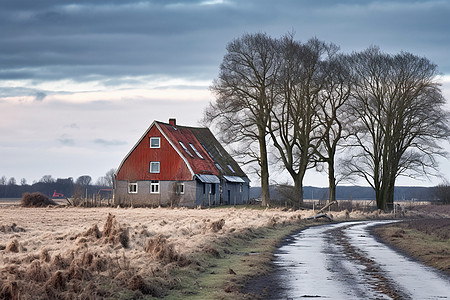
[155,120,208,130]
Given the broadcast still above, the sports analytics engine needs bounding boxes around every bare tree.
[8,177,16,185]
[0,176,6,185]
[95,169,115,187]
[433,183,450,204]
[314,53,354,203]
[95,176,108,186]
[40,175,55,183]
[205,33,281,207]
[105,168,115,187]
[76,175,92,186]
[20,178,27,185]
[343,47,450,210]
[268,37,333,209]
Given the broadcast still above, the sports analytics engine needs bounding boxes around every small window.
[176,183,184,194]
[179,141,193,157]
[210,184,216,195]
[128,182,138,194]
[151,180,159,193]
[202,144,214,159]
[189,143,204,159]
[150,161,160,173]
[215,145,223,157]
[150,137,160,148]
[215,163,223,171]
[227,165,235,173]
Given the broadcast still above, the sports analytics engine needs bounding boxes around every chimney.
[169,118,176,126]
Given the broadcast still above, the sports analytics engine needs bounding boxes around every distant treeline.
[0,177,111,199]
[250,185,438,202]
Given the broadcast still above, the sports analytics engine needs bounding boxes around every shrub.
[21,192,57,207]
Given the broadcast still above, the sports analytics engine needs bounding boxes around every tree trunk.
[375,186,383,211]
[327,158,336,203]
[259,129,271,207]
[293,176,304,210]
[383,175,396,212]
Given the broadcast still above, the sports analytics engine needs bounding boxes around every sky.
[1,0,450,187]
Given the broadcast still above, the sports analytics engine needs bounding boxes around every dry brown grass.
[209,218,225,232]
[0,223,25,233]
[102,213,129,248]
[5,239,20,253]
[0,205,405,299]
[0,281,20,300]
[144,234,190,267]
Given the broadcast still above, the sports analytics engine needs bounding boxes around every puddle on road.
[272,221,450,300]
[345,222,450,300]
[273,222,387,299]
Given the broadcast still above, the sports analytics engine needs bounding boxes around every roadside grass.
[374,220,450,275]
[165,223,309,299]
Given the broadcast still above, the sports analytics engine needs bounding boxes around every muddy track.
[245,221,450,299]
[328,225,407,299]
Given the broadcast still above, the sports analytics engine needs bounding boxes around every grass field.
[1,204,447,299]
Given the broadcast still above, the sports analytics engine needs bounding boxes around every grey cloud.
[0,87,50,100]
[93,139,127,146]
[35,91,46,101]
[0,0,449,90]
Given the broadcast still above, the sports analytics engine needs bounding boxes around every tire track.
[328,225,409,300]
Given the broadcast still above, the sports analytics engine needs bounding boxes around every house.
[114,119,250,207]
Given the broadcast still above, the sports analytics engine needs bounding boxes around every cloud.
[1,0,449,96]
[1,0,449,186]
[93,139,127,146]
[57,135,75,146]
[34,91,46,101]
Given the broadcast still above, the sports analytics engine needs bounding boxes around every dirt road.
[265,221,450,300]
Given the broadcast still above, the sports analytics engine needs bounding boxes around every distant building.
[114,119,250,207]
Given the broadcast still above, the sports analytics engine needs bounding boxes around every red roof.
[156,121,220,176]
[115,119,247,181]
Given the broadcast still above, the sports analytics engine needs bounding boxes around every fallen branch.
[306,213,332,221]
[319,200,338,214]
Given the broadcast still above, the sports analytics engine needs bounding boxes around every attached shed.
[114,119,250,207]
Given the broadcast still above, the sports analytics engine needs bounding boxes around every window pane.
[151,180,159,193]
[177,183,184,194]
[150,162,160,173]
[179,141,193,157]
[189,143,204,159]
[128,183,137,193]
[150,137,160,148]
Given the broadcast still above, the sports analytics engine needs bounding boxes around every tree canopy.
[206,32,450,210]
